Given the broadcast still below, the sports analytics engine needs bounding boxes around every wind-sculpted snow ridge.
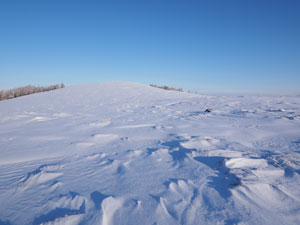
[0,82,300,225]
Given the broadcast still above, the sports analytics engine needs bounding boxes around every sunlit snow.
[0,82,300,225]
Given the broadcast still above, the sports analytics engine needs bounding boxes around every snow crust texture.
[0,82,300,225]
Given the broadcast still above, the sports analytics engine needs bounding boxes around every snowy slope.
[0,82,300,225]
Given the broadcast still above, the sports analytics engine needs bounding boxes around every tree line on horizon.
[0,83,65,101]
[149,84,200,94]
[149,84,183,92]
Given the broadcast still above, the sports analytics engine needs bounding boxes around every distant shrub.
[0,83,65,101]
[150,84,183,92]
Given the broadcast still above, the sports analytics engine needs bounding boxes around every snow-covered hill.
[0,82,300,225]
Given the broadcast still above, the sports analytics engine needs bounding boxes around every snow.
[0,81,300,225]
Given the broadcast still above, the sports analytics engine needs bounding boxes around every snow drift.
[0,82,300,225]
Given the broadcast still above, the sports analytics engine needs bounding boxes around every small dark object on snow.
[204,108,213,113]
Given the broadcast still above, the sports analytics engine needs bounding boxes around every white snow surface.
[0,82,300,225]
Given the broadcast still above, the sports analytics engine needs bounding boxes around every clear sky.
[0,0,299,94]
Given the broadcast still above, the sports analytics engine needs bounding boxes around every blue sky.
[0,0,299,94]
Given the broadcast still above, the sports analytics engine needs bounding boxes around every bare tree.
[150,84,183,92]
[0,83,66,101]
